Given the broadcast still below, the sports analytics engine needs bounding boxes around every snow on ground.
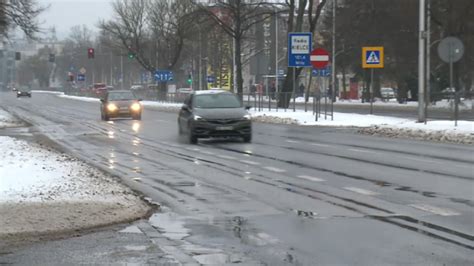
[0,108,23,128]
[31,90,64,95]
[0,136,137,203]
[250,109,473,133]
[0,135,151,238]
[58,93,100,102]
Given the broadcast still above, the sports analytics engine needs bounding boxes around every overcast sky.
[37,0,114,39]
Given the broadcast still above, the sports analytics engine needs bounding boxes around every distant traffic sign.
[79,67,86,74]
[288,33,312,67]
[154,70,174,82]
[312,66,331,77]
[207,76,215,83]
[362,47,384,68]
[310,48,329,69]
[437,37,464,63]
[77,74,85,82]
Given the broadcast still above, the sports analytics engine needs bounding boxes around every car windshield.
[194,93,242,109]
[108,91,135,101]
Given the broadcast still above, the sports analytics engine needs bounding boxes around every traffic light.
[187,74,192,85]
[49,53,55,63]
[87,48,95,59]
[128,51,135,59]
[15,52,21,61]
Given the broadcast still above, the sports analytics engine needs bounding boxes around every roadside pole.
[418,0,426,123]
[331,0,337,121]
[370,69,374,115]
[293,68,296,112]
[425,0,431,124]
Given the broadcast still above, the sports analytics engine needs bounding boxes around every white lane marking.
[407,157,435,163]
[263,166,286,173]
[286,139,301,144]
[185,147,200,152]
[348,148,375,154]
[409,204,460,216]
[247,232,280,246]
[200,150,215,155]
[311,143,329,147]
[344,187,380,196]
[217,155,236,160]
[239,160,260,165]
[297,175,325,182]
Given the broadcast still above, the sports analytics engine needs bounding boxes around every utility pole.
[425,0,431,123]
[275,10,279,94]
[418,0,426,122]
[331,0,337,120]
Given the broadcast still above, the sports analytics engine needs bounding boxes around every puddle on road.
[148,212,191,240]
[119,225,143,234]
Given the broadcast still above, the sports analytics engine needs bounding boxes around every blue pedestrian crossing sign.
[362,46,384,68]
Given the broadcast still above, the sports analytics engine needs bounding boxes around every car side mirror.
[182,104,190,111]
[245,105,252,110]
[100,99,105,103]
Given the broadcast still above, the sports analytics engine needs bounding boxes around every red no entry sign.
[310,48,329,69]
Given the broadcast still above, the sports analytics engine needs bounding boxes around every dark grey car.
[178,90,252,144]
[100,90,142,121]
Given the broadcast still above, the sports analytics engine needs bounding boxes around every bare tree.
[99,0,196,74]
[0,0,45,38]
[279,0,327,107]
[192,0,283,98]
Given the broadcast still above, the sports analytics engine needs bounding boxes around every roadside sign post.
[437,37,464,126]
[288,33,312,113]
[362,46,384,115]
[154,70,174,82]
[311,48,330,121]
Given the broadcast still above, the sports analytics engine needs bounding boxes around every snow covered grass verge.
[359,123,473,145]
[142,101,182,112]
[58,93,100,102]
[0,108,24,128]
[250,110,473,144]
[0,136,152,240]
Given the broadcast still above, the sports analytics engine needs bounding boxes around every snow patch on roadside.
[0,109,23,128]
[0,136,137,203]
[58,94,100,102]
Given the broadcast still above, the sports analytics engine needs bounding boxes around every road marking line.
[311,143,329,147]
[348,148,375,154]
[239,160,260,165]
[286,140,301,144]
[407,157,435,163]
[185,147,200,152]
[409,204,460,216]
[297,175,325,182]
[200,150,215,155]
[217,155,236,160]
[344,187,380,196]
[263,166,286,173]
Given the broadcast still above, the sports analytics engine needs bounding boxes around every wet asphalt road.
[1,91,473,265]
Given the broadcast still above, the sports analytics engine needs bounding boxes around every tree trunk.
[235,36,244,99]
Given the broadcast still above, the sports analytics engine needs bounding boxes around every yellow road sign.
[362,47,384,68]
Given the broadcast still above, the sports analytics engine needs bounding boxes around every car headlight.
[107,103,118,112]
[130,103,141,112]
[193,115,203,121]
[17,91,21,94]
[243,114,251,120]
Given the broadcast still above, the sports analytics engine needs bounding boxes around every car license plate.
[216,126,233,131]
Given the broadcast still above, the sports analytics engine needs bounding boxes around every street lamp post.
[418,0,426,122]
